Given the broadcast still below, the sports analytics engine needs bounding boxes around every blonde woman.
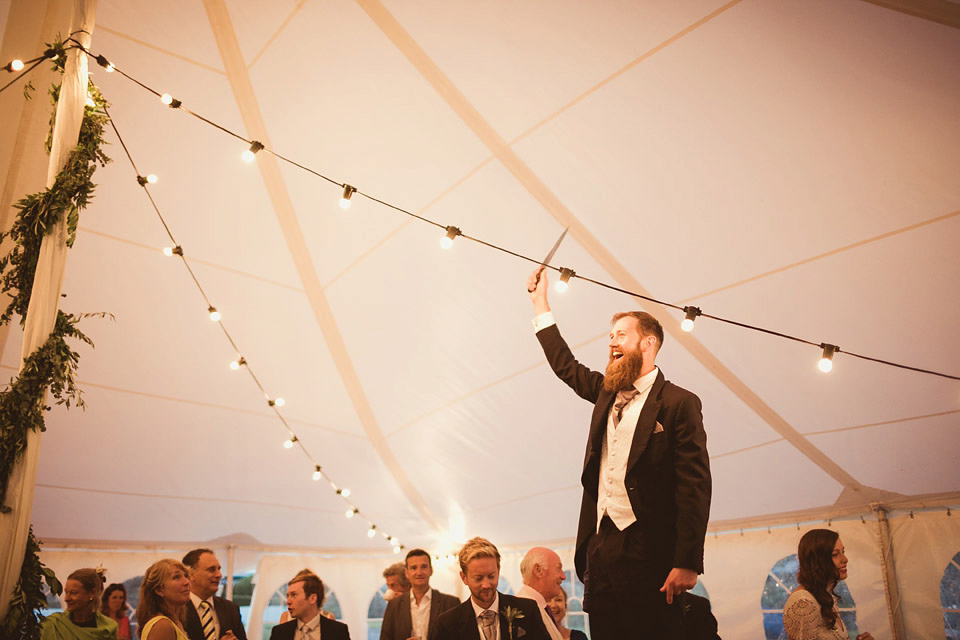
[136,559,193,640]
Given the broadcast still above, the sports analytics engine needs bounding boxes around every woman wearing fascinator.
[41,567,118,640]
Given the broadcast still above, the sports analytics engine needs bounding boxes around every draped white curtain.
[0,0,97,620]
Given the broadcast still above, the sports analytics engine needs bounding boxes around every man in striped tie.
[184,548,248,640]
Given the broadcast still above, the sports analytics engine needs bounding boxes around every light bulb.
[818,344,837,373]
[554,280,568,294]
[340,488,351,498]
[274,397,285,407]
[681,306,700,333]
[242,141,264,163]
[555,267,574,293]
[229,360,240,370]
[146,174,158,184]
[346,508,356,519]
[367,527,377,538]
[208,306,221,321]
[340,185,356,209]
[440,226,460,250]
[105,63,114,73]
[393,546,401,554]
[163,247,174,257]
[9,60,24,72]
[312,466,323,481]
[160,93,173,105]
[283,438,295,449]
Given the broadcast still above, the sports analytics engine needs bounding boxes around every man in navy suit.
[183,549,247,640]
[269,572,350,640]
[526,267,712,639]
[434,537,550,640]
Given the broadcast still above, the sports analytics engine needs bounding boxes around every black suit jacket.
[681,593,721,640]
[380,589,460,640]
[268,616,351,640]
[185,596,248,640]
[536,324,712,580]
[433,593,550,640]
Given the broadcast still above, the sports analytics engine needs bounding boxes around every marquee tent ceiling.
[2,0,959,554]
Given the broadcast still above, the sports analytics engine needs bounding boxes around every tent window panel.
[941,551,960,638]
[562,570,590,639]
[366,584,389,640]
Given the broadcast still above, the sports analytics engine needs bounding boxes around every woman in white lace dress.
[782,529,873,640]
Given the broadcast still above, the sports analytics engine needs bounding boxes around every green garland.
[0,40,110,639]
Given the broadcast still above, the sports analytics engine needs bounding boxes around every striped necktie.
[198,600,216,640]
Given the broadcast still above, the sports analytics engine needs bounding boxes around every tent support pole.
[873,504,906,639]
[225,544,236,600]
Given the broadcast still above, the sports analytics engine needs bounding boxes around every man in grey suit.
[381,548,458,640]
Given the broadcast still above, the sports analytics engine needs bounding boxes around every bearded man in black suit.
[526,267,712,639]
[434,537,550,640]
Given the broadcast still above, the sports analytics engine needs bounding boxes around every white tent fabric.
[1,0,959,638]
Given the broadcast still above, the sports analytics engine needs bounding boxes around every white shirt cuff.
[531,311,556,332]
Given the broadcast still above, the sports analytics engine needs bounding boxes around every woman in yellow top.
[136,559,193,640]
[41,567,118,640]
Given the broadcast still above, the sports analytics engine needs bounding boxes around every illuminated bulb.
[393,545,401,554]
[105,63,115,73]
[283,435,298,449]
[160,93,173,105]
[818,344,837,373]
[339,185,356,209]
[146,174,158,184]
[681,306,701,333]
[312,465,323,481]
[440,226,460,250]
[274,397,285,407]
[367,526,377,538]
[163,247,174,257]
[242,141,264,163]
[229,357,245,370]
[340,488,351,498]
[346,508,357,519]
[163,245,183,257]
[208,306,221,322]
[554,267,574,294]
[8,60,25,72]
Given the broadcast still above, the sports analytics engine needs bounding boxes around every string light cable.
[102,102,403,549]
[76,44,958,381]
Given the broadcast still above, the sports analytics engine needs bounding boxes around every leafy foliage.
[0,529,62,640]
[0,39,110,638]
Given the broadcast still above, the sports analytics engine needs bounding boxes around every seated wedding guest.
[782,529,873,640]
[434,537,551,640]
[136,559,193,640]
[101,583,132,640]
[546,587,587,640]
[41,567,118,640]
[269,571,349,640]
[382,562,411,602]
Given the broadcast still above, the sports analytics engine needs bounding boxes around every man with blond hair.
[434,537,550,640]
[517,547,565,640]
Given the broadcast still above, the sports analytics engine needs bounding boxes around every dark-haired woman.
[101,583,132,640]
[136,559,192,640]
[41,568,118,640]
[782,529,873,640]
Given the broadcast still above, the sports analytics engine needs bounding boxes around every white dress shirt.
[469,593,500,640]
[295,612,322,640]
[190,592,220,639]
[515,585,563,640]
[410,588,432,639]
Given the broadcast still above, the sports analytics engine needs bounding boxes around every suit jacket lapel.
[626,370,665,473]
[399,592,412,636]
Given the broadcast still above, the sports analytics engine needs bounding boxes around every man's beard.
[604,348,644,392]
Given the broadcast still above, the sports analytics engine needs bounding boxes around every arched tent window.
[561,570,589,638]
[262,580,344,639]
[941,550,960,638]
[761,553,860,640]
[498,575,514,595]
[367,584,390,640]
